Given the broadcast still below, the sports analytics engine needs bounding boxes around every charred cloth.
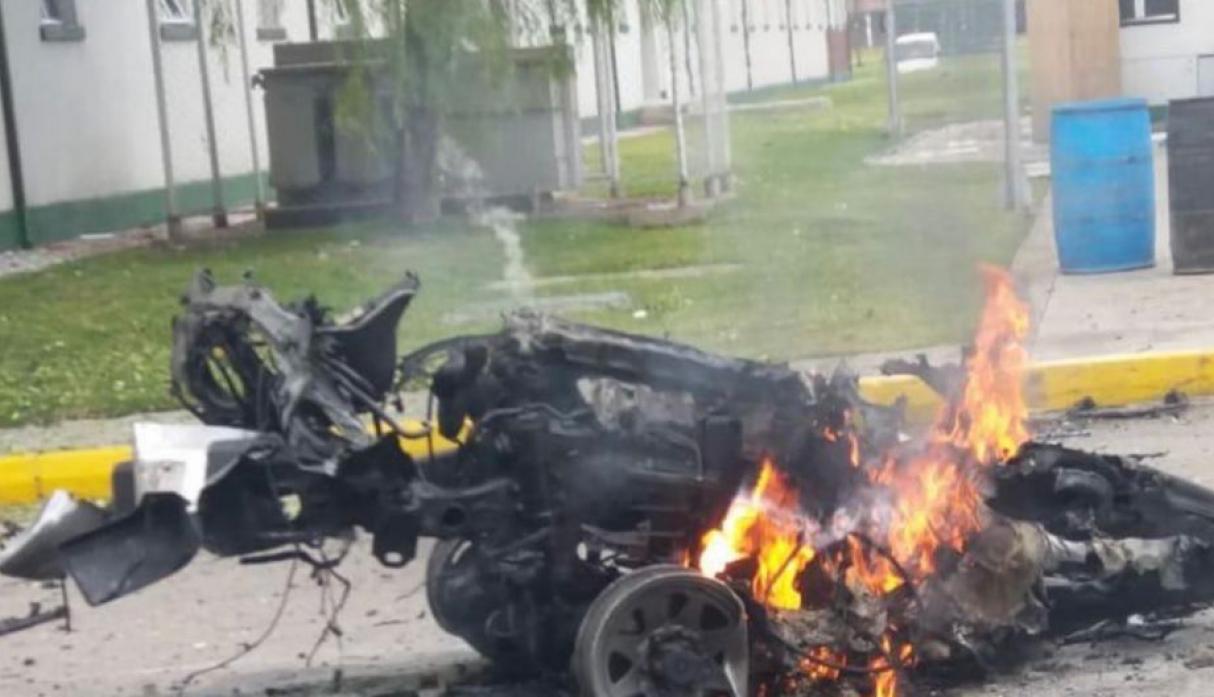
[2,267,1213,697]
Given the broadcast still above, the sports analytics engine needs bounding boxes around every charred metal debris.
[3,273,1214,697]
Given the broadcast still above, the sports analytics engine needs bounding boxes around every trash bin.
[1167,97,1214,274]
[1051,98,1156,274]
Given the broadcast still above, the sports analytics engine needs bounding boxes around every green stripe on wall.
[0,172,270,250]
[0,210,18,250]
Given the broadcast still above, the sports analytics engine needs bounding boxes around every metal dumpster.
[1167,97,1214,274]
[259,41,581,228]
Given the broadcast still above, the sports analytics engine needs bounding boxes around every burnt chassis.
[9,275,1214,694]
[31,272,869,692]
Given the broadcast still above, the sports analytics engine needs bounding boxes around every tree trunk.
[399,107,442,224]
[395,2,443,225]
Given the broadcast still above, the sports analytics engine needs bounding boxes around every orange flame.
[871,638,915,697]
[695,265,1031,697]
[878,265,1031,581]
[941,264,1031,463]
[802,646,846,681]
[699,460,816,610]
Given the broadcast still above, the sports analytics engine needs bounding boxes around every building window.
[257,0,287,41]
[159,0,199,41]
[40,0,86,42]
[1119,0,1180,25]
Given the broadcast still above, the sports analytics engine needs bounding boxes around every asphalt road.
[2,403,1214,697]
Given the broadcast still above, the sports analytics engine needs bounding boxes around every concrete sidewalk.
[1023,144,1214,361]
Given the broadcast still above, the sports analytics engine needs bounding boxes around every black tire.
[425,539,531,668]
[425,539,468,634]
[572,565,749,697]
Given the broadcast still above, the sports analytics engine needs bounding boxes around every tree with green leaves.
[331,0,684,222]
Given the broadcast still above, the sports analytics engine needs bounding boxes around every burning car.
[4,268,1214,697]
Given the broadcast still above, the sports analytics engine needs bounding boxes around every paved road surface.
[3,404,1214,696]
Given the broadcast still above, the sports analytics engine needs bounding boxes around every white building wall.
[795,0,830,81]
[722,0,751,92]
[0,0,343,218]
[1119,0,1214,104]
[5,0,167,209]
[0,0,840,245]
[614,1,648,111]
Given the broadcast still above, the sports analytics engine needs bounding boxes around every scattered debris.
[0,603,67,638]
[1068,391,1190,421]
[4,268,1214,697]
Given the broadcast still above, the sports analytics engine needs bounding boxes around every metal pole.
[145,0,182,239]
[608,6,624,123]
[592,19,620,197]
[883,0,901,138]
[306,0,319,41]
[234,0,265,219]
[1001,0,1028,211]
[710,0,731,191]
[741,0,753,91]
[667,19,690,208]
[697,0,718,197]
[784,0,797,83]
[0,3,30,249]
[603,32,621,198]
[194,0,228,228]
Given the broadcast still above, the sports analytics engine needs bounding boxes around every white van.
[895,32,942,74]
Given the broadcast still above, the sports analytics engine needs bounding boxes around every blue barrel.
[1051,98,1156,274]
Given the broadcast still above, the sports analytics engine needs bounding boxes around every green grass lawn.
[526,52,1030,357]
[0,51,1033,427]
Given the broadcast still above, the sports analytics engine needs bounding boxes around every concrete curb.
[2,350,1212,505]
[859,349,1214,424]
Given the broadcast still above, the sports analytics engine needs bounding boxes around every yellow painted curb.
[0,420,462,506]
[858,349,1214,423]
[3,350,1213,506]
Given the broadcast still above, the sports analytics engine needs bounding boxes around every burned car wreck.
[6,270,1214,697]
[2,270,882,694]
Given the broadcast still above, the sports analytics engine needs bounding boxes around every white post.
[1002,0,1029,211]
[697,0,717,197]
[667,17,690,208]
[145,0,182,239]
[865,13,873,48]
[591,18,621,197]
[234,0,265,218]
[193,0,228,227]
[883,0,901,138]
[785,0,798,83]
[710,0,731,191]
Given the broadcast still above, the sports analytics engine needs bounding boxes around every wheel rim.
[573,565,749,697]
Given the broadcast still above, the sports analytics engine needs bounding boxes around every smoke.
[476,206,535,306]
[437,135,535,305]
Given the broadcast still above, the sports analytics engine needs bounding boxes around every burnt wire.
[846,533,919,604]
[762,627,913,677]
[304,543,353,667]
[173,556,300,696]
[757,533,919,683]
